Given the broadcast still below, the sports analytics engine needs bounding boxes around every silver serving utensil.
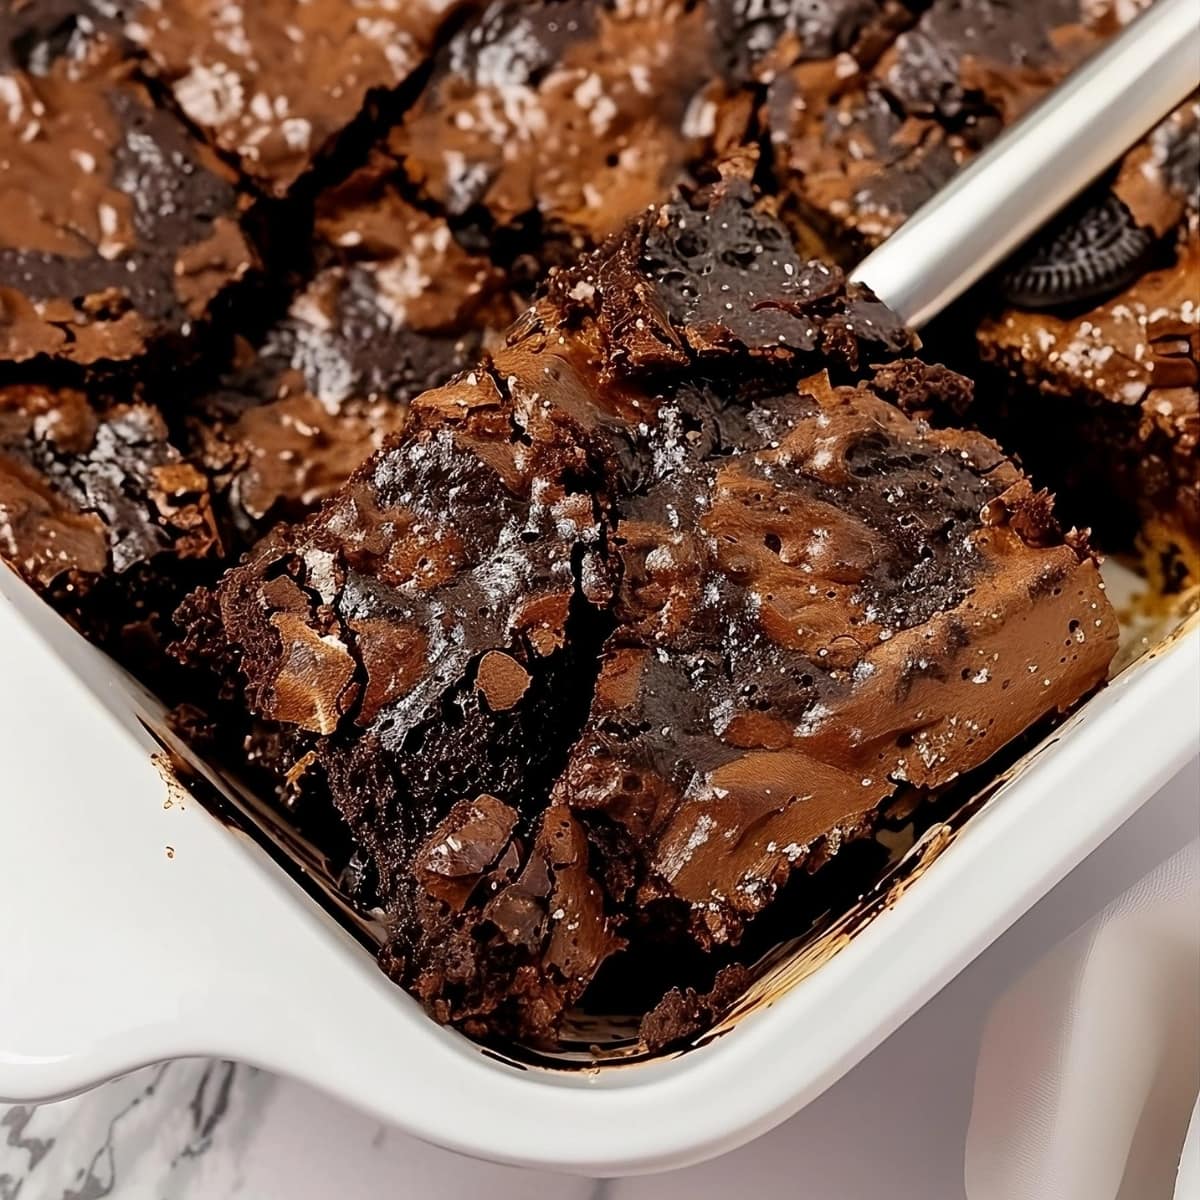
[853,0,1200,327]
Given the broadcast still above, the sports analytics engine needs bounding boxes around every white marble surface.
[4,761,1196,1200]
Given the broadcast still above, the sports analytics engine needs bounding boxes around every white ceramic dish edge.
[1,564,1197,1176]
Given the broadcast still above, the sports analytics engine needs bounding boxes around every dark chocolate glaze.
[0,20,256,364]
[0,89,243,317]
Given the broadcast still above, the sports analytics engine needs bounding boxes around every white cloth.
[966,840,1200,1200]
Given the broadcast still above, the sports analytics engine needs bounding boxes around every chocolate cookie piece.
[184,157,515,545]
[0,383,220,647]
[773,0,1149,258]
[974,100,1200,584]
[114,0,477,196]
[0,13,257,366]
[1001,191,1156,309]
[178,171,1119,1043]
[388,0,718,255]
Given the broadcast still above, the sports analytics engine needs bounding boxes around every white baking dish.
[1,557,1196,1176]
[3,1,1198,1171]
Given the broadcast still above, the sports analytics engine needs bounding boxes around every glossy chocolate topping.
[553,368,1115,947]
[0,13,256,364]
[0,0,1147,1056]
[389,0,717,246]
[0,383,219,601]
[187,157,516,543]
[115,0,476,195]
[772,0,1151,255]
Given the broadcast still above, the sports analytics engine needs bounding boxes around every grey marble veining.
[1,1062,586,1200]
[1,1062,277,1200]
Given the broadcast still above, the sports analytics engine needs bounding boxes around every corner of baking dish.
[0,564,1197,1175]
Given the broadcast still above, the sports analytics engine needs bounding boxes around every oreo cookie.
[1001,190,1156,310]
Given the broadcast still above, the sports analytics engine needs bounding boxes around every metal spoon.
[853,0,1200,327]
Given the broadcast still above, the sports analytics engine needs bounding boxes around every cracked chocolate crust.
[175,173,1119,1044]
[183,156,517,548]
[382,0,923,283]
[388,0,718,256]
[104,0,481,197]
[0,382,221,655]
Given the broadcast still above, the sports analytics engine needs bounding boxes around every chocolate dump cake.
[0,0,1161,1053]
[174,174,1118,1043]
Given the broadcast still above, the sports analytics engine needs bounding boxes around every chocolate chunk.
[415,795,518,898]
[0,3,132,71]
[713,0,913,83]
[476,651,532,712]
[633,180,907,367]
[1160,120,1200,203]
[880,0,1079,121]
[400,799,624,1043]
[0,386,108,590]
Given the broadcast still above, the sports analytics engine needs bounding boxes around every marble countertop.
[4,761,1195,1200]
